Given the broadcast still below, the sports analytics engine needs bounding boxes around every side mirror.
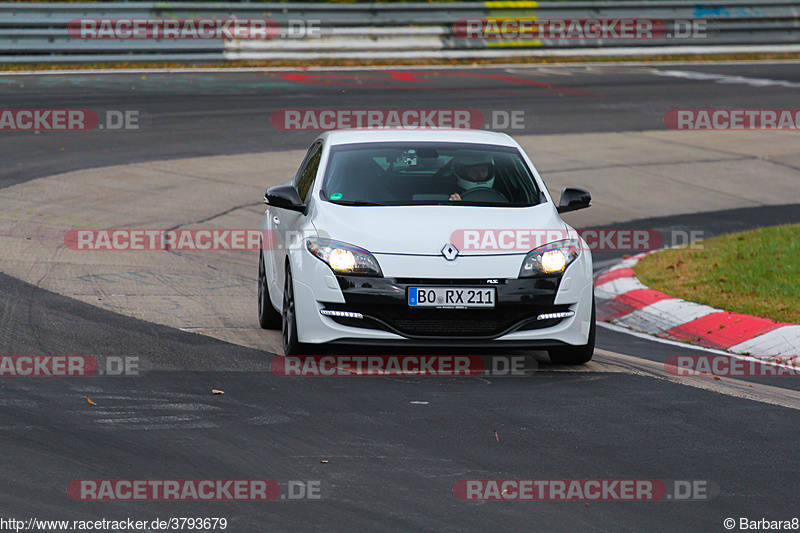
[557,187,592,214]
[265,185,306,214]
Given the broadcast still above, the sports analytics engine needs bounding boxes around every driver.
[448,154,496,201]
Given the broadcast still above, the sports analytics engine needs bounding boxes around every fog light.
[320,309,363,319]
[536,311,575,321]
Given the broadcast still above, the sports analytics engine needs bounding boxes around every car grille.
[392,317,509,336]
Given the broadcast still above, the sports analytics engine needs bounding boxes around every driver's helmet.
[454,153,495,191]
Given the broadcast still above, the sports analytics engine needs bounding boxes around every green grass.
[634,224,800,324]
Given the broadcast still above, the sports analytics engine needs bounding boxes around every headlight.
[306,238,383,277]
[519,239,580,277]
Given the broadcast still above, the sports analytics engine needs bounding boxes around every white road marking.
[730,325,800,357]
[598,321,732,355]
[616,299,718,335]
[652,69,800,88]
[594,276,648,300]
[594,348,800,411]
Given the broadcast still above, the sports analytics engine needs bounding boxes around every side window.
[294,142,323,203]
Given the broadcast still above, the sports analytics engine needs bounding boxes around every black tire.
[548,296,596,365]
[258,251,282,330]
[281,265,317,355]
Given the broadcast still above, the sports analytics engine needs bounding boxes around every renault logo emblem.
[441,243,459,261]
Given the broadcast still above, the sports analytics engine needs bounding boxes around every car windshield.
[321,142,542,207]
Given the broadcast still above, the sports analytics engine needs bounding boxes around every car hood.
[312,203,571,256]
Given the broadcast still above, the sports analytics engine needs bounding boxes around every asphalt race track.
[1,63,800,531]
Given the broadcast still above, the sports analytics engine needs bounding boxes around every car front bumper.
[292,261,594,348]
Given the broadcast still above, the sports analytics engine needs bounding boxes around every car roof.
[321,129,517,147]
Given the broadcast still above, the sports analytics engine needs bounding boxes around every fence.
[1,1,798,62]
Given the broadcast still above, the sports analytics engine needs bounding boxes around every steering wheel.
[458,187,509,203]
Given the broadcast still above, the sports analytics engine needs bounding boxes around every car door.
[270,140,323,295]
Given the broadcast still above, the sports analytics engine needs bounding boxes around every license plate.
[408,287,496,308]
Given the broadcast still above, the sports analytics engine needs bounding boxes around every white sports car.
[258,129,595,363]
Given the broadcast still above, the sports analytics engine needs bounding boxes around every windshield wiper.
[331,200,385,206]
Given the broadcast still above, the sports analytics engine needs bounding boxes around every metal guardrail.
[0,1,798,63]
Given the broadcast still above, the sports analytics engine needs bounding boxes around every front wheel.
[281,265,317,356]
[258,251,281,330]
[548,296,595,365]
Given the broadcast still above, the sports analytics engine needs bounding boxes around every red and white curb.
[594,252,800,360]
